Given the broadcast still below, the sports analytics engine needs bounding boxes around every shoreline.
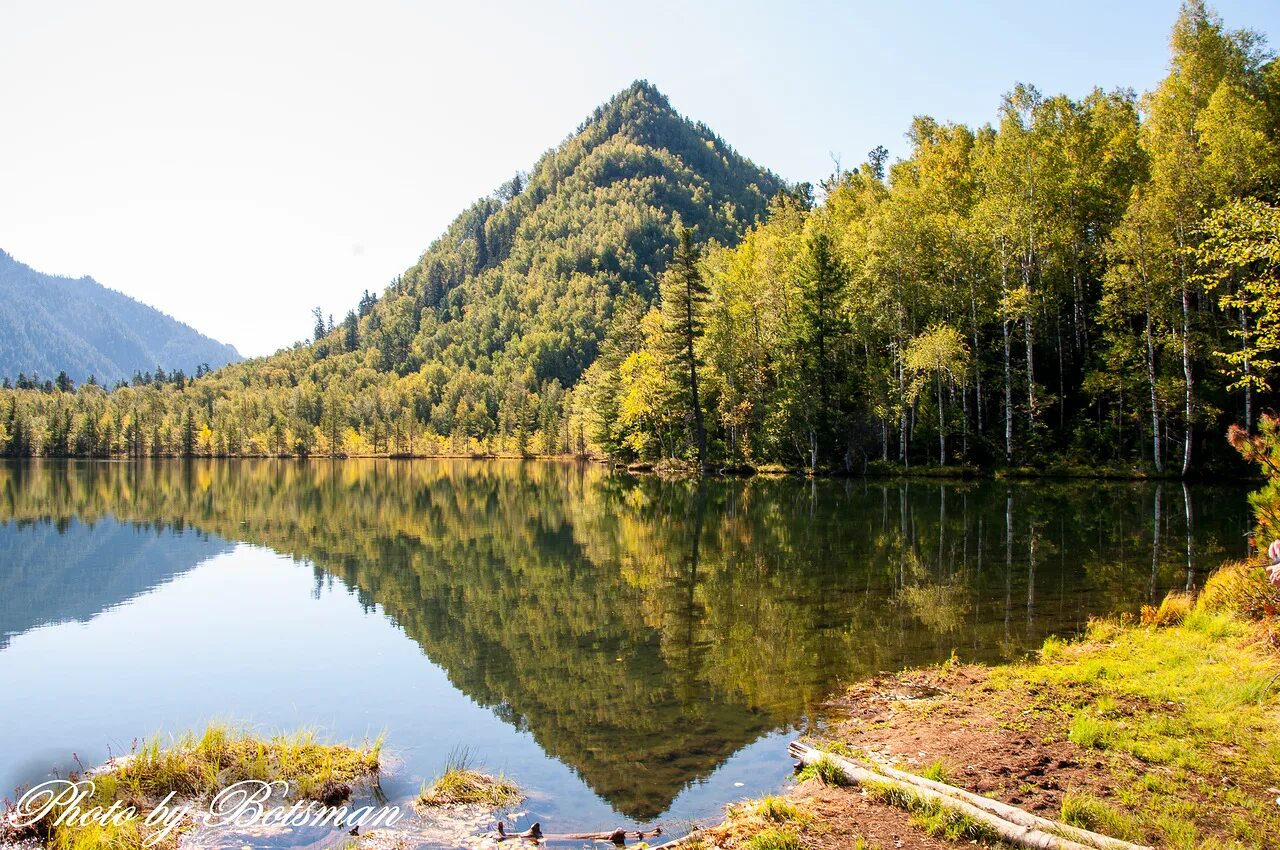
[0,454,1259,484]
[678,564,1280,850]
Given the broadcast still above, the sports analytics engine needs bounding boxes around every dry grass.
[700,796,813,848]
[1195,559,1280,620]
[1140,590,1192,626]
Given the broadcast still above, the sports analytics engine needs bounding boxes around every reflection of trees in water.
[0,460,1252,818]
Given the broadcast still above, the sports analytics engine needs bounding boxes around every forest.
[1,2,1278,476]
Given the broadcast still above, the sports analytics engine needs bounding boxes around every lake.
[0,459,1256,846]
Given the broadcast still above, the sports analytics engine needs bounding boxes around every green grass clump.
[748,796,810,825]
[113,724,382,801]
[1060,792,1144,842]
[1181,608,1239,638]
[918,758,953,784]
[1039,634,1068,661]
[865,781,999,843]
[794,755,850,787]
[3,723,382,850]
[418,747,521,808]
[742,827,803,850]
[1068,712,1118,750]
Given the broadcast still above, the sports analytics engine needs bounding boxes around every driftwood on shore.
[789,741,1153,850]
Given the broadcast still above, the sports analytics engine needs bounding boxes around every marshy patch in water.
[418,748,522,809]
[0,724,385,850]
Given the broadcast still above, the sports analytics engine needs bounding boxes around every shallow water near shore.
[0,459,1255,847]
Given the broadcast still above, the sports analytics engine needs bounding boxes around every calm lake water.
[0,459,1256,845]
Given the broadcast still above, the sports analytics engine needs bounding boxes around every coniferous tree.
[660,225,709,469]
[343,310,359,352]
[181,407,196,457]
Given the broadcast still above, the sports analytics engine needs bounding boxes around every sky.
[2,1,1279,358]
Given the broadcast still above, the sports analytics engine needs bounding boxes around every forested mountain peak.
[182,81,788,455]
[368,79,783,375]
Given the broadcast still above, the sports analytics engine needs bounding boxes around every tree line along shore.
[2,4,1280,477]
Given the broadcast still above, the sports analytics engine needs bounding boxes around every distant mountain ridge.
[0,250,241,384]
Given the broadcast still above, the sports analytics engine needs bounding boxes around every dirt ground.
[817,665,1116,818]
[687,662,1180,850]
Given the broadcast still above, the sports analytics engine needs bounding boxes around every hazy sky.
[3,1,1278,357]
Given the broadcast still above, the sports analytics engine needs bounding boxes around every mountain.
[0,81,785,457]
[282,79,785,442]
[358,79,778,378]
[362,80,784,384]
[0,250,241,385]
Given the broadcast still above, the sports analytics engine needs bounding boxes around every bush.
[1141,591,1192,627]
[1196,560,1280,620]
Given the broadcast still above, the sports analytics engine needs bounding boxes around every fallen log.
[493,821,663,844]
[493,821,542,841]
[545,826,663,843]
[796,743,1151,850]
[789,742,1112,850]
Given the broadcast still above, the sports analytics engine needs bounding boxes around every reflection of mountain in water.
[0,517,233,648]
[0,460,1251,819]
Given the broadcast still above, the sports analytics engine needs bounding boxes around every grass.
[2,723,383,850]
[703,796,814,850]
[987,586,1280,848]
[999,607,1280,777]
[1059,791,1144,842]
[918,758,954,784]
[865,781,1000,843]
[794,755,851,787]
[745,796,811,826]
[1067,712,1118,750]
[107,723,382,801]
[741,827,803,850]
[679,562,1280,850]
[1140,590,1192,626]
[418,747,521,808]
